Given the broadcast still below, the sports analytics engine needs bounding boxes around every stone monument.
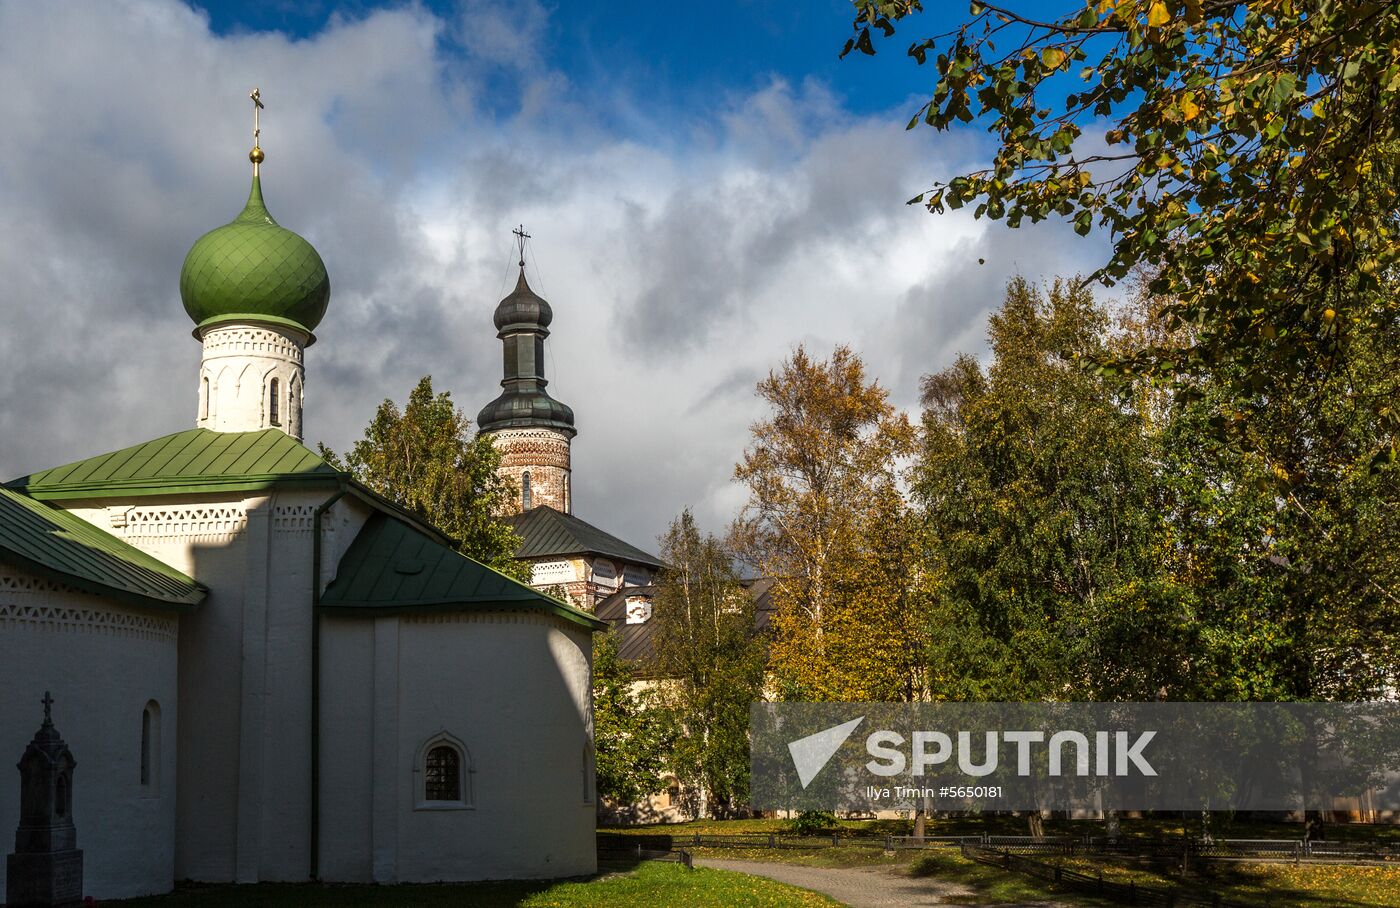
[6,692,83,907]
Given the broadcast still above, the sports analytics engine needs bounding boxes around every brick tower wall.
[489,427,572,514]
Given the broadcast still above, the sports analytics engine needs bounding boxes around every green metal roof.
[321,512,606,630]
[180,174,330,336]
[9,429,340,500]
[0,487,205,610]
[506,505,662,568]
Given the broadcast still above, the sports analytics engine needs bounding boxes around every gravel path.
[695,857,1074,908]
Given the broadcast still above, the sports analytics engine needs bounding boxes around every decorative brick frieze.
[121,506,247,542]
[0,602,177,643]
[273,504,317,534]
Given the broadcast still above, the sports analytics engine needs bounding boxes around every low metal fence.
[1194,837,1400,863]
[960,843,1251,908]
[598,830,1400,865]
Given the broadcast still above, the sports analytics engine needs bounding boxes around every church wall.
[66,488,362,884]
[316,616,376,881]
[67,493,254,882]
[317,610,596,882]
[0,567,179,900]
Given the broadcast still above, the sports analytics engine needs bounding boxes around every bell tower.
[477,228,576,514]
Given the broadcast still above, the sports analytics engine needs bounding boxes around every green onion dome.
[180,175,330,337]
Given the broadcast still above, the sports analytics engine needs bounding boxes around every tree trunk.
[1299,717,1326,841]
[1027,811,1045,838]
[1105,809,1121,841]
[913,807,927,838]
[1304,809,1326,842]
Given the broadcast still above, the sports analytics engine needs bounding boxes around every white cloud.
[0,0,1110,551]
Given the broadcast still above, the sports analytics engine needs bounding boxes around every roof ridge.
[8,428,337,499]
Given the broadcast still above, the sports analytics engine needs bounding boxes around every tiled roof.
[594,578,775,674]
[506,505,662,568]
[321,511,606,631]
[0,487,204,609]
[9,428,338,500]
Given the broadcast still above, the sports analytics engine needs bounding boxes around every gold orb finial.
[248,88,266,175]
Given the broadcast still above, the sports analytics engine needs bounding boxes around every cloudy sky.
[0,0,1107,552]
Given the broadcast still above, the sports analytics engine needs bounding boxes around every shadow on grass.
[110,878,571,908]
[909,850,1400,908]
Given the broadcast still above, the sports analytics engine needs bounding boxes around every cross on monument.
[513,225,531,268]
[41,691,53,725]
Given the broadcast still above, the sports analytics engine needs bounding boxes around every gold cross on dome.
[249,88,266,174]
[250,87,264,141]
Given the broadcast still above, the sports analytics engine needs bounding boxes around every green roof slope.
[9,428,339,500]
[321,512,605,630]
[0,487,205,609]
[506,505,662,568]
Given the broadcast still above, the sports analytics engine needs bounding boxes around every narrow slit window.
[140,701,160,794]
[141,708,151,786]
[521,471,532,510]
[425,745,461,802]
[200,377,210,420]
[268,378,280,425]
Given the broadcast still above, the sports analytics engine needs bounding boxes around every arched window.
[268,378,281,426]
[141,700,160,795]
[521,471,532,510]
[416,733,473,809]
[425,746,459,801]
[200,376,210,420]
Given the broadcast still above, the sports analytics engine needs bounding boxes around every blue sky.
[192,0,932,119]
[0,0,1107,549]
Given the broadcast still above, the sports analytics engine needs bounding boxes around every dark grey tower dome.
[476,269,577,436]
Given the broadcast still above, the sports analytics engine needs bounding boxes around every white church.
[0,111,605,900]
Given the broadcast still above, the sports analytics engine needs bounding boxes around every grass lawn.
[109,862,839,907]
[1035,854,1400,908]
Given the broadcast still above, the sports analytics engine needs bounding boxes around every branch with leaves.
[846,1,1400,402]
